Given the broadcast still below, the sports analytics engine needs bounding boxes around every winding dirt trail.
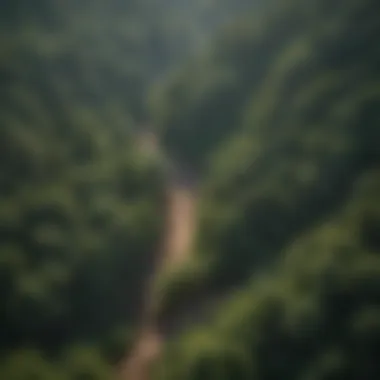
[118,132,197,380]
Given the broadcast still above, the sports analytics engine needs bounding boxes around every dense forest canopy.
[1,1,170,377]
[151,0,380,379]
[0,0,259,377]
[1,0,379,379]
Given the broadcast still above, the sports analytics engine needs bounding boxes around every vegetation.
[0,0,170,377]
[0,0,258,377]
[151,0,380,379]
[152,0,380,306]
[1,0,379,379]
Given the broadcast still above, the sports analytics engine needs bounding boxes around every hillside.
[0,0,259,378]
[0,1,167,378]
[1,0,379,379]
[151,0,380,379]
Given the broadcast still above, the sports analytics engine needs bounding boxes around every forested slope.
[2,0,379,379]
[151,0,380,378]
[0,0,260,378]
[0,3,168,377]
[0,1,166,378]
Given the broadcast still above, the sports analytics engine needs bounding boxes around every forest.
[0,0,379,379]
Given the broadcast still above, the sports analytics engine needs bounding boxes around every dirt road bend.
[118,132,197,380]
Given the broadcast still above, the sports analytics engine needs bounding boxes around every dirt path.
[161,187,196,268]
[118,133,197,380]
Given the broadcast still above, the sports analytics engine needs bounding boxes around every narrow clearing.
[118,133,197,380]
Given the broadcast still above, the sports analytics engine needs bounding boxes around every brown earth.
[118,133,197,380]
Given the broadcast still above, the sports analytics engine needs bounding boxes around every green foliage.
[2,0,380,378]
[0,0,171,377]
[156,173,380,379]
[0,345,119,380]
[152,254,212,323]
[152,0,380,379]
[154,0,380,290]
[1,0,263,377]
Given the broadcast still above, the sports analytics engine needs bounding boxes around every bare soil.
[118,134,197,380]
